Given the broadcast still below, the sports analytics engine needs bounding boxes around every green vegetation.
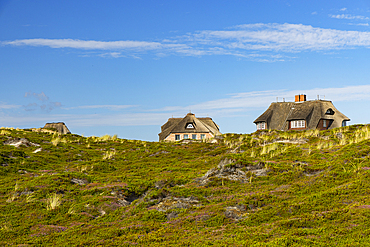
[1,125,370,246]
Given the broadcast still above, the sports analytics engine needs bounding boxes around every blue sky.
[1,0,370,141]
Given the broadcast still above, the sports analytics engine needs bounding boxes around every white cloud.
[0,103,20,109]
[25,91,49,101]
[23,91,61,112]
[1,85,370,129]
[153,85,370,116]
[3,23,370,59]
[99,52,124,58]
[2,38,187,51]
[4,39,158,50]
[0,112,170,127]
[340,8,347,11]
[187,23,370,52]
[67,113,169,127]
[63,105,137,110]
[348,23,369,26]
[329,14,369,20]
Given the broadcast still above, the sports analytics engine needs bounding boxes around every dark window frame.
[325,108,334,115]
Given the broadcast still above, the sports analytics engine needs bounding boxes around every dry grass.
[46,193,62,210]
[79,165,88,172]
[90,134,119,143]
[103,150,117,160]
[51,136,67,146]
[260,142,279,156]
[6,183,19,203]
[6,194,17,203]
[0,130,11,135]
[26,193,36,203]
[67,204,76,215]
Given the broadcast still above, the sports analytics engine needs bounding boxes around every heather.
[1,125,370,246]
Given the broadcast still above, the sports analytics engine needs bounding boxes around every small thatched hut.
[43,122,71,134]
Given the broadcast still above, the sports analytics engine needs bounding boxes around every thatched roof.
[254,100,350,130]
[159,113,221,140]
[43,122,71,134]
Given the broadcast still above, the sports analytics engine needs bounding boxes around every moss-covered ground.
[1,125,370,246]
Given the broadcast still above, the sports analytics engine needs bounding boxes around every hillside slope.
[1,126,370,246]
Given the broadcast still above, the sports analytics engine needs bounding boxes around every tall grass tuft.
[6,183,19,203]
[6,194,17,203]
[46,193,62,210]
[67,204,76,215]
[51,135,66,146]
[79,165,88,172]
[261,142,280,156]
[26,193,36,203]
[103,150,117,160]
[51,136,61,146]
[0,130,11,136]
[96,134,119,142]
[250,149,255,157]
[304,129,320,138]
[339,135,347,146]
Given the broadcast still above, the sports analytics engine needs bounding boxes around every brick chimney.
[295,94,306,102]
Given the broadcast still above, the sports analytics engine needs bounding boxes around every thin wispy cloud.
[25,91,49,101]
[348,23,369,26]
[2,38,184,50]
[3,23,370,60]
[99,52,124,58]
[24,91,61,112]
[2,85,370,128]
[340,8,347,12]
[63,105,137,110]
[329,14,369,20]
[0,103,20,109]
[155,85,370,115]
[192,23,370,52]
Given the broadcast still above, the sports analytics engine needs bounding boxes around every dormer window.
[186,123,194,129]
[325,108,334,115]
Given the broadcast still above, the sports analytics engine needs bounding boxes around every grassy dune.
[1,126,370,246]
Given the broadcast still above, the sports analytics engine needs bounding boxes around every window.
[200,134,205,139]
[325,109,334,115]
[323,120,327,128]
[257,122,266,130]
[183,134,189,139]
[175,134,180,140]
[186,123,194,129]
[291,120,305,129]
[342,121,347,127]
[192,134,197,139]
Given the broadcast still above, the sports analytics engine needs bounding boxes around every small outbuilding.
[254,95,350,131]
[43,122,71,134]
[159,113,221,141]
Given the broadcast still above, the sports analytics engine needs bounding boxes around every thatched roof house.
[159,113,221,141]
[254,95,350,131]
